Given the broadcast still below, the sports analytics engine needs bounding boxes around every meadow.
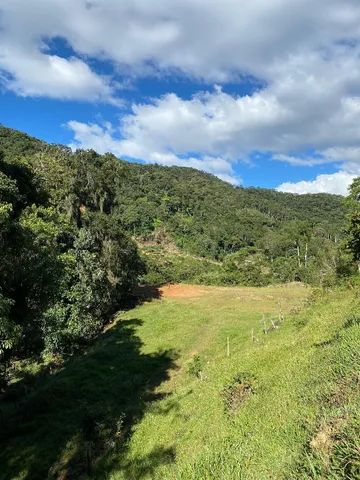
[1,283,359,479]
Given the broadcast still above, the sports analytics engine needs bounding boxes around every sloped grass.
[101,285,359,480]
[293,309,360,479]
[1,284,359,479]
[0,319,178,479]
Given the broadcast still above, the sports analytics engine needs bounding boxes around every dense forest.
[0,125,356,389]
[118,163,349,286]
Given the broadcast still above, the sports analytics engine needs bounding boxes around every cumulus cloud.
[2,0,360,82]
[275,147,360,195]
[67,82,360,189]
[3,1,360,190]
[68,119,241,184]
[2,1,360,98]
[0,2,117,101]
[0,48,116,102]
[277,171,355,196]
[67,86,287,183]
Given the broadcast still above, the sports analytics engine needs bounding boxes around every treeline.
[0,125,357,387]
[0,127,144,387]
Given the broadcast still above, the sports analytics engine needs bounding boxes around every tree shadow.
[132,285,163,303]
[313,333,340,349]
[109,445,176,480]
[113,285,162,313]
[0,318,178,479]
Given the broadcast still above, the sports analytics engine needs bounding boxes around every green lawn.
[1,283,359,479]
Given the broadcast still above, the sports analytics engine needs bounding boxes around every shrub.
[187,355,203,378]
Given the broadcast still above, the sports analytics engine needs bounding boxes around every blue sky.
[1,1,360,195]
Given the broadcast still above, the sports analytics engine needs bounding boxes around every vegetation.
[118,162,350,286]
[0,125,352,292]
[346,177,360,267]
[1,284,359,479]
[0,126,145,388]
[1,124,360,479]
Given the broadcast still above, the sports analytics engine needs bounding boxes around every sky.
[1,1,360,195]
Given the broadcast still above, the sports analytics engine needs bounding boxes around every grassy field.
[1,283,359,479]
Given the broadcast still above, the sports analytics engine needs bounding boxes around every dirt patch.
[133,285,161,301]
[221,372,257,413]
[310,424,334,456]
[310,416,347,459]
[159,284,208,299]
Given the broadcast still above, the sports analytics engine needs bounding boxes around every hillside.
[0,125,345,232]
[2,3,360,479]
[1,284,359,479]
[0,125,349,287]
[0,125,359,480]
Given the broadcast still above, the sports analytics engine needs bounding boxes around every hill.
[0,125,359,479]
[0,124,353,386]
[0,125,349,287]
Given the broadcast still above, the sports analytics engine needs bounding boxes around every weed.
[187,355,203,378]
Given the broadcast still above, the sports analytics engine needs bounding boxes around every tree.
[346,177,360,268]
[0,130,145,386]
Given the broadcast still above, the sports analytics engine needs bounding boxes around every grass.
[1,283,359,479]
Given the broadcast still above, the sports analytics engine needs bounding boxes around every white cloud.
[68,121,122,154]
[0,48,116,102]
[277,171,355,196]
[66,85,292,184]
[68,119,241,185]
[118,89,289,157]
[2,1,360,191]
[322,147,360,166]
[67,83,360,190]
[2,0,360,82]
[65,85,299,169]
[272,154,330,167]
[2,1,360,97]
[0,2,117,101]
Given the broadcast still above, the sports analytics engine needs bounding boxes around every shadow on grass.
[0,318,178,480]
[313,333,340,349]
[113,285,162,312]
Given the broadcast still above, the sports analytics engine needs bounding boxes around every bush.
[187,355,203,378]
[223,248,272,286]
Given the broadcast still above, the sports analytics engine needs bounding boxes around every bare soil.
[159,284,208,298]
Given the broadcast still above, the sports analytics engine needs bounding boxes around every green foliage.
[0,125,351,293]
[140,246,222,285]
[187,355,203,378]
[42,220,145,354]
[114,161,348,287]
[223,248,272,286]
[0,293,18,389]
[115,163,345,264]
[346,177,360,263]
[0,126,144,384]
[0,124,355,388]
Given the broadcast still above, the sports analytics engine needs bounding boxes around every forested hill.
[0,123,354,387]
[117,163,345,247]
[0,124,349,288]
[0,124,344,235]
